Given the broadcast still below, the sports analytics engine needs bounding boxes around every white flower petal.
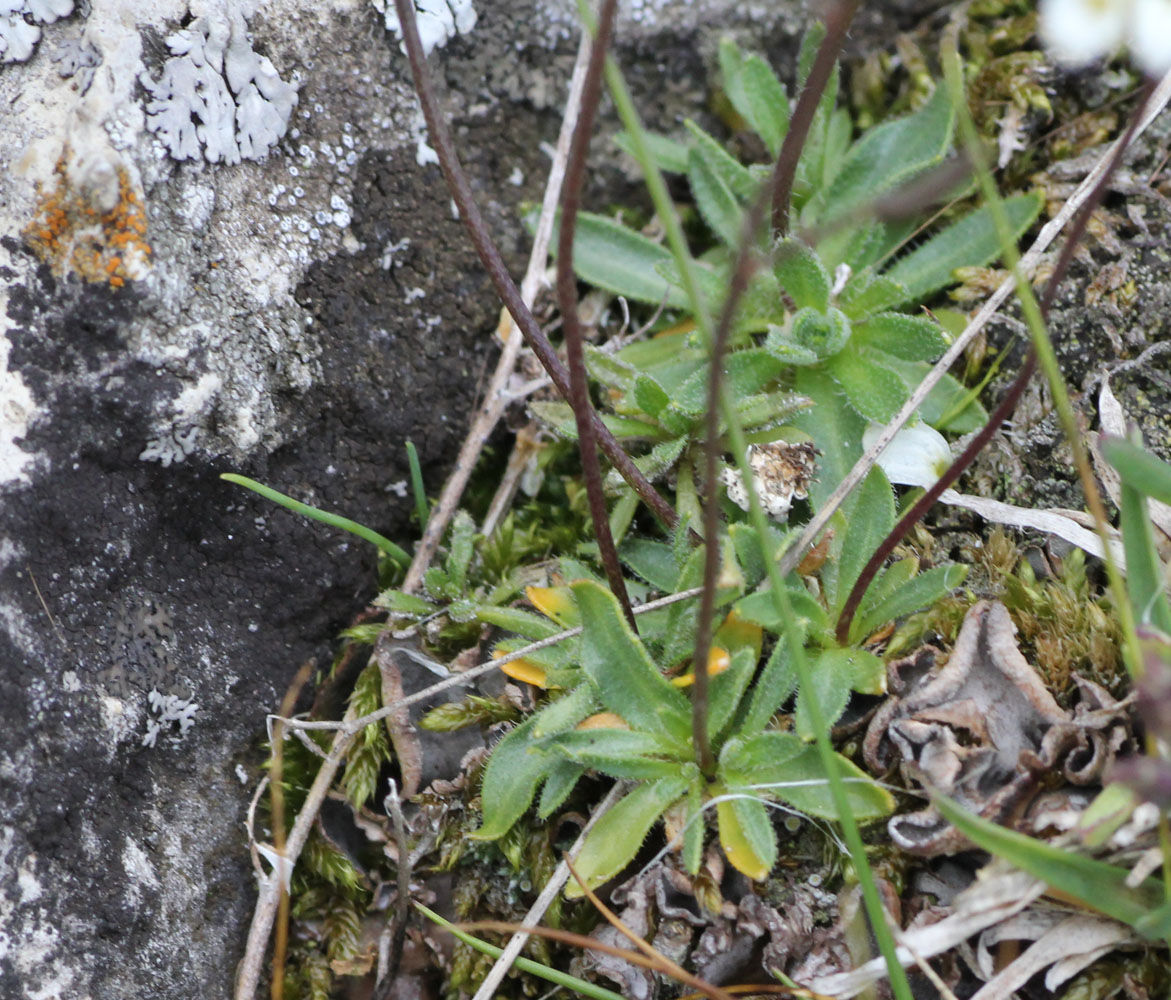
[864,423,953,488]
[1130,0,1171,76]
[1039,0,1127,67]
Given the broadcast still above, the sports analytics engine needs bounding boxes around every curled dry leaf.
[970,912,1141,1000]
[573,856,853,995]
[1091,379,1171,556]
[863,600,1135,855]
[373,634,491,801]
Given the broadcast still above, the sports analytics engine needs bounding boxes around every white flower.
[863,422,952,489]
[1039,0,1171,78]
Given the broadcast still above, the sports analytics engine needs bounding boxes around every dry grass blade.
[264,659,315,1000]
[565,854,689,971]
[457,921,739,1000]
[677,988,829,1000]
[467,782,627,1000]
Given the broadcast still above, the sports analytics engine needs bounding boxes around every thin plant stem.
[580,0,711,341]
[770,0,858,235]
[458,921,739,1000]
[586,5,909,992]
[390,0,678,532]
[690,172,773,777]
[836,52,1152,653]
[402,32,593,592]
[374,779,411,998]
[721,407,914,1000]
[835,348,1038,644]
[557,0,636,629]
[415,903,627,1000]
[943,48,1147,674]
[267,660,314,1000]
[466,782,628,1000]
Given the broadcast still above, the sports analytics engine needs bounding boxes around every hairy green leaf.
[884,191,1043,303]
[614,129,690,174]
[824,85,954,219]
[564,776,690,898]
[543,209,690,307]
[474,689,595,840]
[573,580,693,743]
[688,146,743,247]
[795,646,885,739]
[546,729,689,780]
[853,563,968,643]
[837,271,911,321]
[826,350,908,423]
[685,119,757,200]
[774,238,831,312]
[791,369,867,509]
[852,311,949,362]
[620,539,679,592]
[825,466,895,615]
[718,37,789,156]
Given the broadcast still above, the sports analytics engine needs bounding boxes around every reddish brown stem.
[770,0,858,236]
[834,82,1154,645]
[556,0,636,629]
[390,0,677,532]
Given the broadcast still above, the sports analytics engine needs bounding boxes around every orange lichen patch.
[23,153,152,289]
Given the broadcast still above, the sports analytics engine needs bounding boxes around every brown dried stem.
[692,0,859,778]
[390,0,677,532]
[557,0,636,628]
[770,0,858,236]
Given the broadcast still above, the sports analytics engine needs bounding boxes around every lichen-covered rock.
[0,0,822,996]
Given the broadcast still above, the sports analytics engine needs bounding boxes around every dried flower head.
[722,441,817,520]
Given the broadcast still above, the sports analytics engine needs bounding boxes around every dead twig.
[392,0,678,538]
[401,30,593,593]
[556,0,636,628]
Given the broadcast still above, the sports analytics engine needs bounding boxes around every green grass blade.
[414,903,627,1000]
[935,796,1169,938]
[1117,457,1171,633]
[406,440,430,531]
[220,473,410,565]
[1103,436,1171,507]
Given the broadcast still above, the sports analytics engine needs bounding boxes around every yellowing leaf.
[495,650,548,687]
[716,796,776,880]
[575,712,630,731]
[713,609,763,660]
[525,585,580,627]
[671,646,731,687]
